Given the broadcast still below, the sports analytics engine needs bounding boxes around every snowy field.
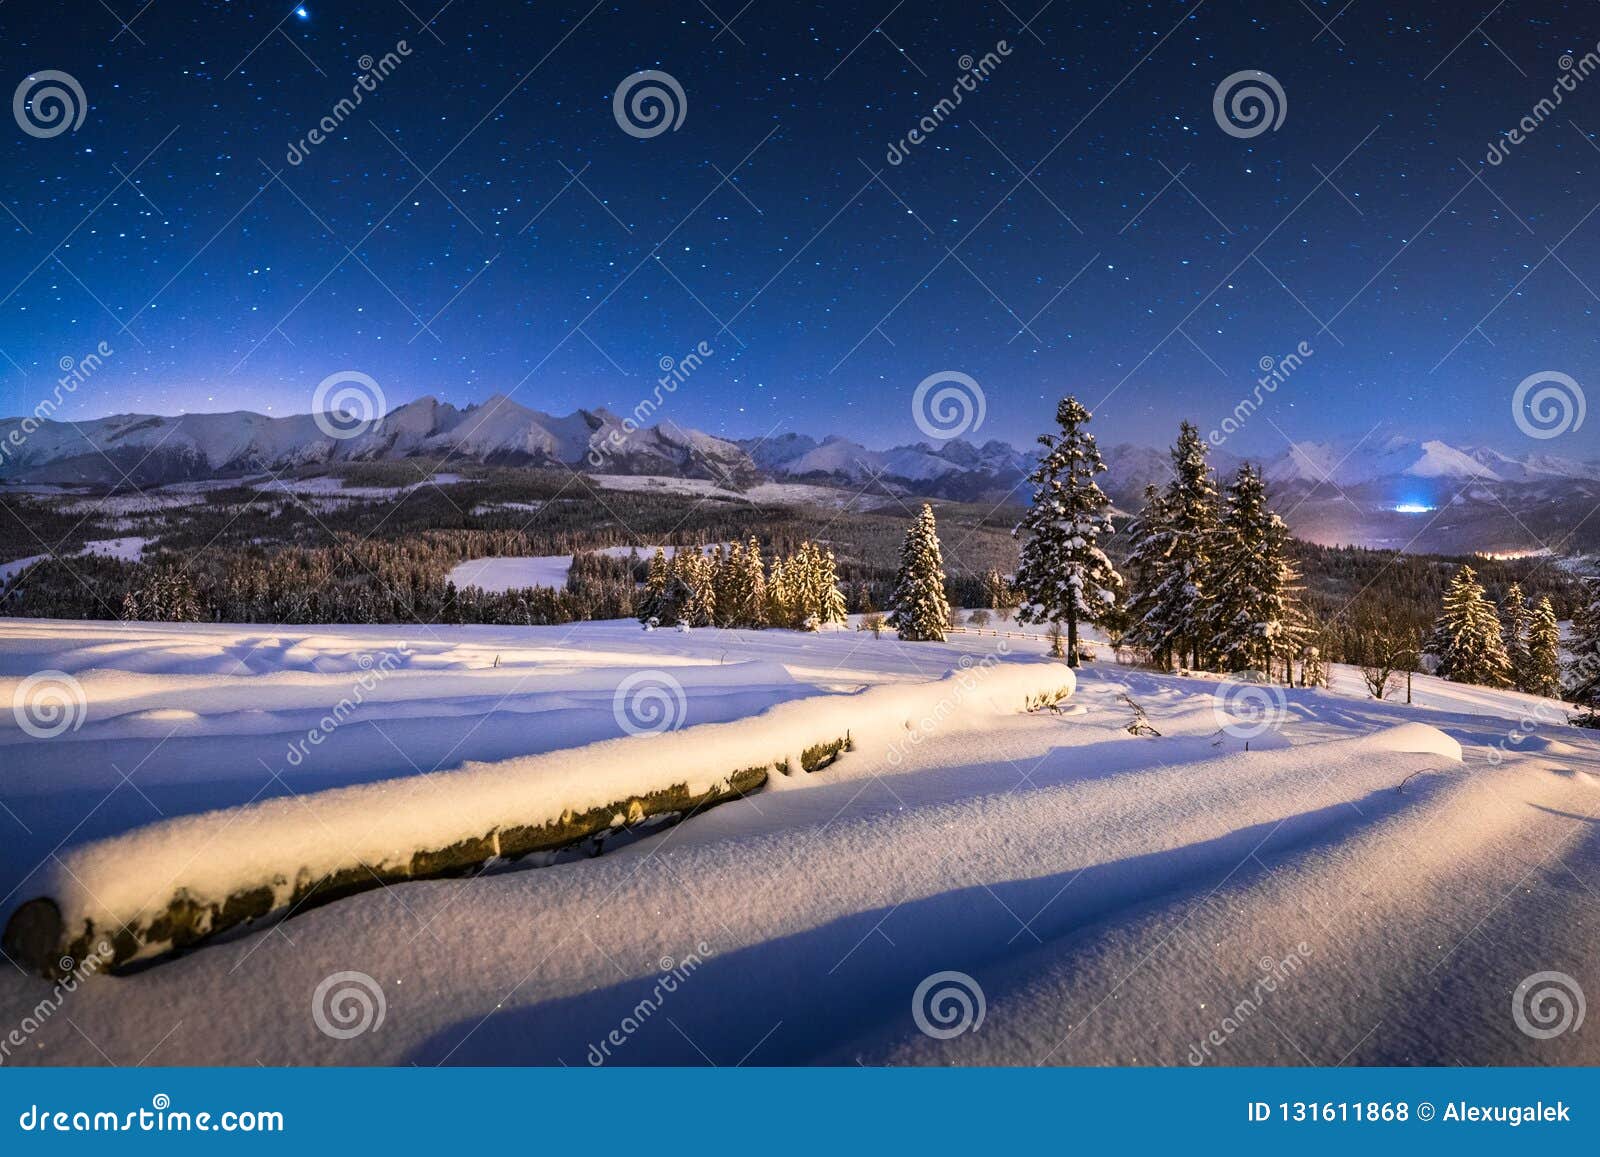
[446,545,723,592]
[0,617,1595,1066]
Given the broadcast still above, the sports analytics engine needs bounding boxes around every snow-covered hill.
[0,618,1594,1066]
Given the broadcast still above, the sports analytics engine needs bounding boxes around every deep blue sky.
[1,0,1598,457]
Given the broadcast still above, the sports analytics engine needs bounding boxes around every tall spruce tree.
[795,542,829,629]
[1527,596,1561,698]
[638,547,672,625]
[1123,484,1175,667]
[888,503,951,642]
[767,556,793,628]
[678,549,716,627]
[712,542,740,628]
[1501,582,1534,692]
[1566,571,1600,707]
[1012,396,1122,667]
[1429,565,1512,688]
[983,568,1012,610]
[742,537,768,627]
[819,548,849,627]
[1134,422,1218,669]
[1205,463,1306,678]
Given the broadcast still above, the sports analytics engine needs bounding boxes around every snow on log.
[4,659,1074,977]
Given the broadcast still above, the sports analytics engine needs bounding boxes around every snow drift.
[3,659,1075,976]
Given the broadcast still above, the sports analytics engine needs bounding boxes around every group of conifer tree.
[1428,566,1561,697]
[1120,421,1309,677]
[635,539,848,630]
[883,397,1307,674]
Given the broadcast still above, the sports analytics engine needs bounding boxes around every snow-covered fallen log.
[4,659,1074,977]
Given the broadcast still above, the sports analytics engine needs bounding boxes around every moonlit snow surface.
[0,618,1594,1067]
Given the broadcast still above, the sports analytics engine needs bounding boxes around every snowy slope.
[0,619,1595,1067]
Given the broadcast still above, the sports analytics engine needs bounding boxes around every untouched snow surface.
[0,619,1595,1067]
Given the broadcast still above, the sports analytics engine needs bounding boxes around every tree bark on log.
[3,749,831,979]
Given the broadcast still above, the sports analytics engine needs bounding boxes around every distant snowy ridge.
[4,395,1598,500]
[0,394,756,487]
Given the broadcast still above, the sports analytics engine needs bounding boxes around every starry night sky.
[2,0,1598,456]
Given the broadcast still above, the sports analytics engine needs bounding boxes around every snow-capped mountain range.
[1262,435,1600,488]
[0,395,756,488]
[3,399,1598,507]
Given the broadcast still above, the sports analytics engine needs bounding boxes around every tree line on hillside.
[633,539,849,630]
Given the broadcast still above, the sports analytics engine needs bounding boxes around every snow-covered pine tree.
[1132,423,1218,669]
[1501,582,1534,692]
[121,565,202,623]
[794,542,825,629]
[1527,596,1561,698]
[712,542,739,628]
[638,547,671,625]
[820,548,849,627]
[983,568,1012,610]
[1204,463,1306,678]
[1566,571,1600,708]
[679,548,716,627]
[1123,484,1174,667]
[742,537,767,628]
[167,566,202,622]
[1011,396,1122,667]
[1429,565,1512,688]
[766,556,793,628]
[888,503,950,642]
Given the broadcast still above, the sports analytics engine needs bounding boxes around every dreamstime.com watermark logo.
[17,1095,284,1134]
[912,370,985,440]
[1512,370,1584,440]
[613,70,686,138]
[1512,970,1585,1040]
[0,341,114,468]
[885,646,1011,768]
[587,341,715,469]
[1212,70,1286,139]
[912,970,986,1039]
[1211,673,1288,741]
[1208,341,1313,447]
[584,942,713,1065]
[312,370,386,440]
[286,41,412,165]
[284,644,412,767]
[12,670,87,738]
[13,70,86,138]
[613,670,689,736]
[885,40,1013,165]
[312,970,387,1040]
[1486,46,1600,166]
[1188,942,1313,1064]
